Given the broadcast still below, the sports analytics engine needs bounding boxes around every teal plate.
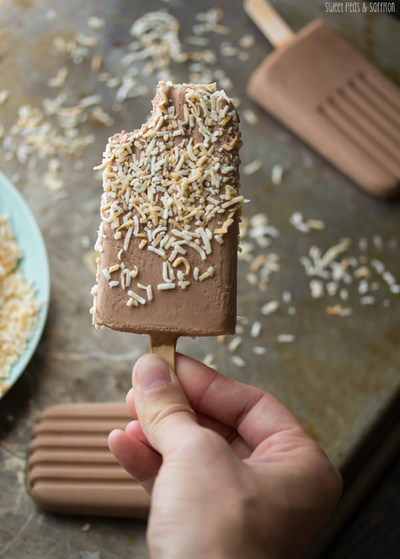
[0,172,50,397]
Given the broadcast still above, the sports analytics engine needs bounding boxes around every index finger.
[175,354,305,450]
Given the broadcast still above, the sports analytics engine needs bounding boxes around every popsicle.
[91,82,243,367]
[245,0,400,198]
[27,402,149,518]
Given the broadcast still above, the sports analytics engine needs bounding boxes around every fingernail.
[135,355,173,390]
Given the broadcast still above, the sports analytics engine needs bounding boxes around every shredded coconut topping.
[0,216,40,383]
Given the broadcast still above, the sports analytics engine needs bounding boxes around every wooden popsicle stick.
[150,334,178,372]
[243,0,294,48]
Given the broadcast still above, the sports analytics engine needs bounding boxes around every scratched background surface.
[0,1,399,557]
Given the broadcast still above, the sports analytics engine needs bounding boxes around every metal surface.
[0,1,399,557]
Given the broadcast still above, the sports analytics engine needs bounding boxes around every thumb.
[132,353,198,456]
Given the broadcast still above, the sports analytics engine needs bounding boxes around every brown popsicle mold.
[26,403,150,518]
[247,19,400,198]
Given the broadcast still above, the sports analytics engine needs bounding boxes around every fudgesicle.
[91,82,242,338]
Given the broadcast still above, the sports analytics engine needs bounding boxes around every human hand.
[108,353,342,559]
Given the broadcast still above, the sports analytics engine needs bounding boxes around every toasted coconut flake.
[271,164,283,185]
[228,336,242,352]
[232,355,246,367]
[261,300,279,316]
[250,321,262,338]
[277,334,295,343]
[243,159,262,176]
[157,282,176,290]
[0,90,9,105]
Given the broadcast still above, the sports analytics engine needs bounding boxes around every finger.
[132,353,199,456]
[108,427,161,492]
[125,419,154,450]
[126,388,136,419]
[128,383,251,457]
[196,412,252,458]
[175,354,306,450]
[129,352,302,451]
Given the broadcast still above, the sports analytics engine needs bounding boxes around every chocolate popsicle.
[91,82,242,364]
[245,0,400,198]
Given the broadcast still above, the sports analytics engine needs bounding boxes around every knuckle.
[146,400,196,431]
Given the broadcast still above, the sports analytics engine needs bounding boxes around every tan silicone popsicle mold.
[27,402,150,518]
[246,16,400,197]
